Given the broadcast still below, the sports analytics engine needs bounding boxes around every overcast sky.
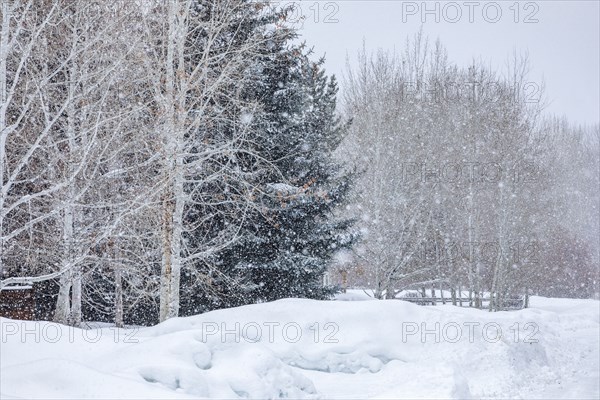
[293,0,599,125]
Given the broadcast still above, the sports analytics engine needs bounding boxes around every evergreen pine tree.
[177,4,356,314]
[197,47,356,310]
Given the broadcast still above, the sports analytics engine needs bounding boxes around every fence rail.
[397,295,527,310]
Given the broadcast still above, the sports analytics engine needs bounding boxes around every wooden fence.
[397,294,527,310]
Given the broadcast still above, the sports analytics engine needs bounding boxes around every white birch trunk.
[114,251,124,328]
[159,1,185,321]
[0,0,8,279]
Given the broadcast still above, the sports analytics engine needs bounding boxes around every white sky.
[292,0,600,125]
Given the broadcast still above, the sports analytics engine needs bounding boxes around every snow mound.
[1,296,598,399]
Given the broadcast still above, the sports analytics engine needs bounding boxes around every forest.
[1,0,598,328]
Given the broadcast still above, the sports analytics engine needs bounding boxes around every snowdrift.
[1,296,598,399]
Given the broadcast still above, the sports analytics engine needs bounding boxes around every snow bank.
[1,296,598,399]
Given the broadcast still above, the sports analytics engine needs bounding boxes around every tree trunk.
[54,271,71,323]
[159,1,186,321]
[71,266,82,325]
[440,282,446,305]
[0,0,8,278]
[57,39,82,326]
[159,192,176,321]
[385,277,395,299]
[115,262,124,328]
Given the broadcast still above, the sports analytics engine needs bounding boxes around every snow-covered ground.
[1,295,598,399]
